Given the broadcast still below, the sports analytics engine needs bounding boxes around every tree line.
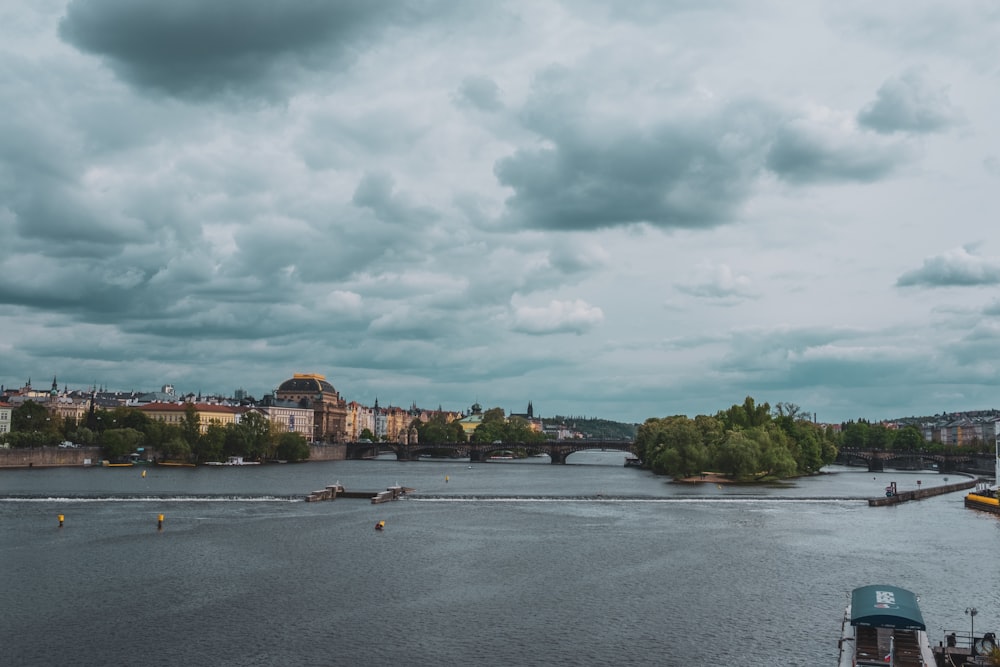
[633,397,839,481]
[1,400,311,463]
[839,418,995,454]
[410,407,547,447]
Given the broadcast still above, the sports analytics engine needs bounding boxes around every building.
[255,396,315,442]
[274,373,348,442]
[0,402,11,435]
[137,402,241,433]
[345,401,376,441]
[456,403,485,440]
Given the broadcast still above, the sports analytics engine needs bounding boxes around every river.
[1,453,997,666]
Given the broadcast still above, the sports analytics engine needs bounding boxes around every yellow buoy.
[58,514,64,527]
[141,470,146,478]
[157,514,164,531]
[445,475,449,483]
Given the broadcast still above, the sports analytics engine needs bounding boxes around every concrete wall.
[0,443,346,467]
[308,443,347,462]
[0,446,102,467]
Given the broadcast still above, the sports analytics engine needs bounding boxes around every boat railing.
[935,630,997,664]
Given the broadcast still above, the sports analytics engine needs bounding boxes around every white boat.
[204,456,260,466]
[837,585,936,667]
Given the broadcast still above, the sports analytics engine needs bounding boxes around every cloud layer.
[1,1,999,423]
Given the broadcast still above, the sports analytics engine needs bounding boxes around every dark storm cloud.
[858,68,960,134]
[497,108,764,231]
[765,123,902,184]
[496,67,909,232]
[58,0,425,101]
[897,247,1000,287]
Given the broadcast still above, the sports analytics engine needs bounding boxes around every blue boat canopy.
[850,585,926,630]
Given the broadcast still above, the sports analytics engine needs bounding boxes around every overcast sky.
[2,1,999,424]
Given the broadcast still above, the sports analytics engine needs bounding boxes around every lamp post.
[966,607,978,645]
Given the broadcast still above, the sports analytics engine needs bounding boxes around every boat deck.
[854,626,930,666]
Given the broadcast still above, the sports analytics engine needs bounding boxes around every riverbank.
[0,443,348,468]
[674,472,734,484]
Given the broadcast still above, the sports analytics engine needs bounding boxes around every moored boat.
[964,437,999,515]
[204,456,261,466]
[837,585,935,667]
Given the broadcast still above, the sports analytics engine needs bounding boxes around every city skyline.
[3,2,1000,425]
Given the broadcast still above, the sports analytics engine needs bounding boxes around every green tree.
[414,414,464,444]
[841,420,870,449]
[275,432,310,462]
[894,426,923,452]
[196,424,226,463]
[753,426,798,479]
[12,401,60,444]
[472,419,506,444]
[638,416,709,477]
[502,416,546,444]
[102,428,144,461]
[868,424,894,451]
[181,404,201,448]
[159,436,192,462]
[719,396,771,430]
[715,430,760,479]
[239,411,273,460]
[482,407,506,423]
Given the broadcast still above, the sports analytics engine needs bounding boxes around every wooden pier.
[305,483,414,503]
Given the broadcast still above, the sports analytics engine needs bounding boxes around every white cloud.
[510,299,604,335]
[676,262,756,300]
[897,246,1000,287]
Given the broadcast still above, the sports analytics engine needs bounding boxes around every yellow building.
[137,402,241,433]
[456,403,485,440]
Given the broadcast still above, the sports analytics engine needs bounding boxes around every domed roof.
[277,373,337,395]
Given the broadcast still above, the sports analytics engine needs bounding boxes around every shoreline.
[674,472,735,484]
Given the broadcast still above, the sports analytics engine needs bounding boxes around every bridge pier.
[868,459,884,472]
[548,450,568,464]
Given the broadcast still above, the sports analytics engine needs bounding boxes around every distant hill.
[547,416,637,441]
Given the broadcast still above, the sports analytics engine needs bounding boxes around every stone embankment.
[0,443,348,468]
[868,478,977,506]
[0,446,101,467]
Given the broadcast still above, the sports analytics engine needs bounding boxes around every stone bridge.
[836,448,974,473]
[345,440,637,464]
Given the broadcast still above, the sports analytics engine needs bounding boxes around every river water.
[2,453,997,667]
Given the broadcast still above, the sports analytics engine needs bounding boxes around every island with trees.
[632,397,840,482]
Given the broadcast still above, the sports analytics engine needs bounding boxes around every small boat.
[205,456,260,466]
[837,585,935,667]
